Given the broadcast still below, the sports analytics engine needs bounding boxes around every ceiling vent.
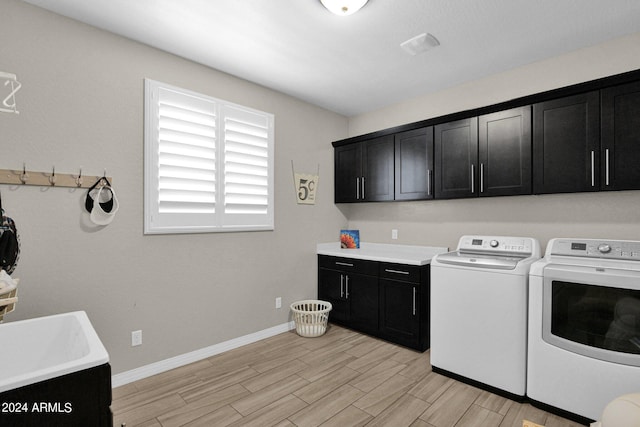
[400,33,440,56]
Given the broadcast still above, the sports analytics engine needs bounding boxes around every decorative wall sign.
[292,161,319,205]
[0,71,22,115]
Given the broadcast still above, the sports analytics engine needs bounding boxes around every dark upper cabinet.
[533,91,600,194]
[394,127,434,200]
[434,118,479,199]
[601,81,640,191]
[478,106,532,196]
[362,136,394,201]
[334,143,360,203]
[334,136,393,202]
[333,71,640,203]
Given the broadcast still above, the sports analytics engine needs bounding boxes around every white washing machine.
[528,238,640,422]
[430,235,541,398]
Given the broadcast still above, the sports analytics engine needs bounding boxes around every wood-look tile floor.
[112,325,586,427]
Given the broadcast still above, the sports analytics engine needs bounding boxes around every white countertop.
[317,242,449,266]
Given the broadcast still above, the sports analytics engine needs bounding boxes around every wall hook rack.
[0,165,112,189]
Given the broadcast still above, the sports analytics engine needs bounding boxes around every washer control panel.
[550,239,640,260]
[457,236,536,255]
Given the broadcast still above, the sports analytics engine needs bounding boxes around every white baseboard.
[112,321,295,388]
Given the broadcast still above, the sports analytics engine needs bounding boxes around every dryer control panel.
[456,235,537,256]
[550,238,640,260]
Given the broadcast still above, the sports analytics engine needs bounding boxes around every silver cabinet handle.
[385,269,409,275]
[412,287,416,315]
[361,176,365,199]
[471,164,475,193]
[480,163,484,193]
[605,148,610,186]
[356,177,360,199]
[345,275,349,299]
[340,274,344,298]
[335,261,354,267]
[427,169,432,196]
[591,151,595,187]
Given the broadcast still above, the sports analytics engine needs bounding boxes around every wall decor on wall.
[340,229,360,248]
[291,161,319,205]
[0,71,22,115]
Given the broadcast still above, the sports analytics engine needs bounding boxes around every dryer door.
[542,264,640,367]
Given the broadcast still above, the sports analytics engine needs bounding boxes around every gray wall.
[4,0,640,377]
[345,32,640,252]
[1,0,348,374]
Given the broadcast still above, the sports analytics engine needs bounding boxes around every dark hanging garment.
[0,193,20,274]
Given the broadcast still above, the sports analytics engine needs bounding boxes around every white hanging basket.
[290,300,332,337]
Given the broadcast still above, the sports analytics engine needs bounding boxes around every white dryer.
[528,238,640,422]
[430,235,541,398]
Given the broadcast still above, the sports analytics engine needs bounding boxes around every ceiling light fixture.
[320,0,369,16]
[400,33,440,56]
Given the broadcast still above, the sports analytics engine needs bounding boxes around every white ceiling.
[21,0,640,116]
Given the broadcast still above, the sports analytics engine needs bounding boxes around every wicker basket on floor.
[290,300,332,337]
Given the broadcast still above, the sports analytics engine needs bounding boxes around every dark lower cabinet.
[0,364,112,427]
[318,267,349,324]
[318,255,430,351]
[379,279,419,345]
[378,262,429,350]
[317,256,378,334]
[533,91,600,194]
[601,80,640,191]
[347,273,379,334]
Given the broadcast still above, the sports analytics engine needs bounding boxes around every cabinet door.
[478,107,532,196]
[362,136,394,201]
[346,273,379,334]
[434,118,479,199]
[533,91,600,194]
[395,127,434,200]
[334,143,361,203]
[318,268,348,324]
[601,81,640,191]
[379,279,420,347]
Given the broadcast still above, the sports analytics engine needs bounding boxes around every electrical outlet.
[131,330,142,347]
[275,297,282,309]
[392,229,398,240]
[522,420,544,427]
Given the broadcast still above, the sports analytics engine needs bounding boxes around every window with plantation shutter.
[144,79,274,234]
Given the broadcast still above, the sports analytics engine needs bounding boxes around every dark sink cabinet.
[533,91,601,194]
[317,256,379,334]
[318,255,431,351]
[334,136,394,202]
[601,80,640,191]
[378,263,430,350]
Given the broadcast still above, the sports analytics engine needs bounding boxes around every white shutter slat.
[223,106,271,217]
[157,87,217,215]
